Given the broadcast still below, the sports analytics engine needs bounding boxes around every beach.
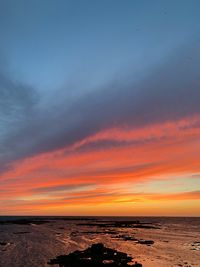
[0,217,199,267]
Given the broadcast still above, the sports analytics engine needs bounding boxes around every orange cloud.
[0,115,199,215]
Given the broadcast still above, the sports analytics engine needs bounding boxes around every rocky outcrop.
[48,243,142,267]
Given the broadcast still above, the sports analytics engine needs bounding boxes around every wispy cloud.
[1,39,200,170]
[0,39,200,215]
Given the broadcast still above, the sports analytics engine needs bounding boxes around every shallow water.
[0,217,199,267]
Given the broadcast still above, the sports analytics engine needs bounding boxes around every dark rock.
[113,235,138,241]
[137,240,154,245]
[77,220,159,229]
[48,243,142,267]
[112,235,154,245]
[82,230,118,235]
[13,231,30,234]
[133,262,142,267]
[0,242,13,247]
[0,242,7,246]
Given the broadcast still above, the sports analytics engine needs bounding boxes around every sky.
[0,0,200,216]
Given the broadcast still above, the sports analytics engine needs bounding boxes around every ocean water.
[0,216,199,267]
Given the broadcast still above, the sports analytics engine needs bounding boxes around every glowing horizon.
[1,114,199,216]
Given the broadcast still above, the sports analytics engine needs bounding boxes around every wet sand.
[0,217,199,267]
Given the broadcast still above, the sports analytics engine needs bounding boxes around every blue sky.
[1,0,200,93]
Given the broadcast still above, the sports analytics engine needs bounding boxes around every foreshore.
[0,217,199,267]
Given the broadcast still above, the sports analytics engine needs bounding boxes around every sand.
[0,217,199,267]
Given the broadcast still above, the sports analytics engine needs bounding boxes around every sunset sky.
[0,0,200,216]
